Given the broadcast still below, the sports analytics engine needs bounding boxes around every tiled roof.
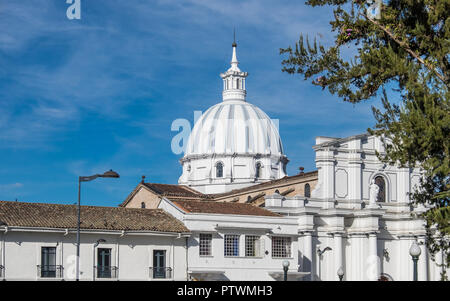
[209,170,318,198]
[120,171,317,207]
[171,200,281,217]
[143,183,210,199]
[0,201,189,233]
[146,171,317,199]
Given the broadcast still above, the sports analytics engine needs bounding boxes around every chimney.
[141,175,146,184]
[299,167,305,175]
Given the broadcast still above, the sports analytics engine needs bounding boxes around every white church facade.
[0,42,447,281]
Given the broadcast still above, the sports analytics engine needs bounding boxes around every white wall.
[0,230,187,281]
[160,198,300,280]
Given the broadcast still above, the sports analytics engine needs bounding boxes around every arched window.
[255,162,262,179]
[141,202,146,209]
[304,183,311,198]
[216,162,224,178]
[375,176,386,202]
[275,189,280,194]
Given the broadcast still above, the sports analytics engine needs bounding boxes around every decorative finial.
[230,29,239,69]
[141,175,146,184]
[232,28,237,47]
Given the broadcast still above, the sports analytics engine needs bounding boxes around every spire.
[230,29,240,72]
[220,31,248,102]
[232,28,237,47]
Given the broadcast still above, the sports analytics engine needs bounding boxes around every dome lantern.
[220,38,248,102]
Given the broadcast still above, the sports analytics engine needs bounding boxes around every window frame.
[40,246,57,278]
[374,175,386,202]
[216,161,224,178]
[199,233,213,257]
[224,234,240,257]
[245,235,261,257]
[304,183,311,198]
[255,162,262,179]
[152,249,167,279]
[271,236,292,258]
[96,247,113,279]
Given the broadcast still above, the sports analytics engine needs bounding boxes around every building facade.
[1,42,447,281]
[0,202,190,281]
[265,134,446,281]
[158,198,305,281]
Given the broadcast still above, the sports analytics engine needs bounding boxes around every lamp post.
[282,260,290,281]
[337,266,344,281]
[409,240,421,281]
[76,170,119,281]
[317,246,332,281]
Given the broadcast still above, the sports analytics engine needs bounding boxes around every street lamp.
[282,260,290,281]
[409,240,421,281]
[337,266,344,281]
[76,169,119,281]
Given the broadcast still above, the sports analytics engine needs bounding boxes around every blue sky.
[0,0,379,207]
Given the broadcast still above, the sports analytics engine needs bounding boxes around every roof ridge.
[0,200,163,211]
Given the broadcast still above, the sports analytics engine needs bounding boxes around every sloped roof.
[143,183,209,199]
[120,171,317,207]
[171,200,281,217]
[0,201,189,233]
[210,170,318,198]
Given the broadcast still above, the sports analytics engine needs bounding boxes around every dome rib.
[185,101,283,157]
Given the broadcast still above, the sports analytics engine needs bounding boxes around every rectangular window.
[153,250,166,279]
[245,235,261,257]
[224,234,240,257]
[199,234,212,256]
[41,247,56,278]
[272,237,292,258]
[97,248,112,278]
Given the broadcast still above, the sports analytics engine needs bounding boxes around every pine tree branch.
[360,13,449,86]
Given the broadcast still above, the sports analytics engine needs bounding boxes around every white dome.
[185,100,284,157]
[178,42,288,194]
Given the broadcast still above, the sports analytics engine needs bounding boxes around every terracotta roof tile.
[172,200,281,217]
[209,170,318,198]
[142,171,317,199]
[143,183,209,199]
[0,201,189,233]
[120,171,317,207]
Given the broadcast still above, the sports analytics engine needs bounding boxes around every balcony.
[37,265,63,279]
[149,267,172,280]
[94,266,118,279]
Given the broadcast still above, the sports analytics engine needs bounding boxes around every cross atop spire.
[232,28,237,47]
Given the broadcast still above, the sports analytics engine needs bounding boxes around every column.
[368,233,379,281]
[303,232,313,281]
[334,233,343,281]
[397,168,410,203]
[316,149,335,203]
[348,151,362,201]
